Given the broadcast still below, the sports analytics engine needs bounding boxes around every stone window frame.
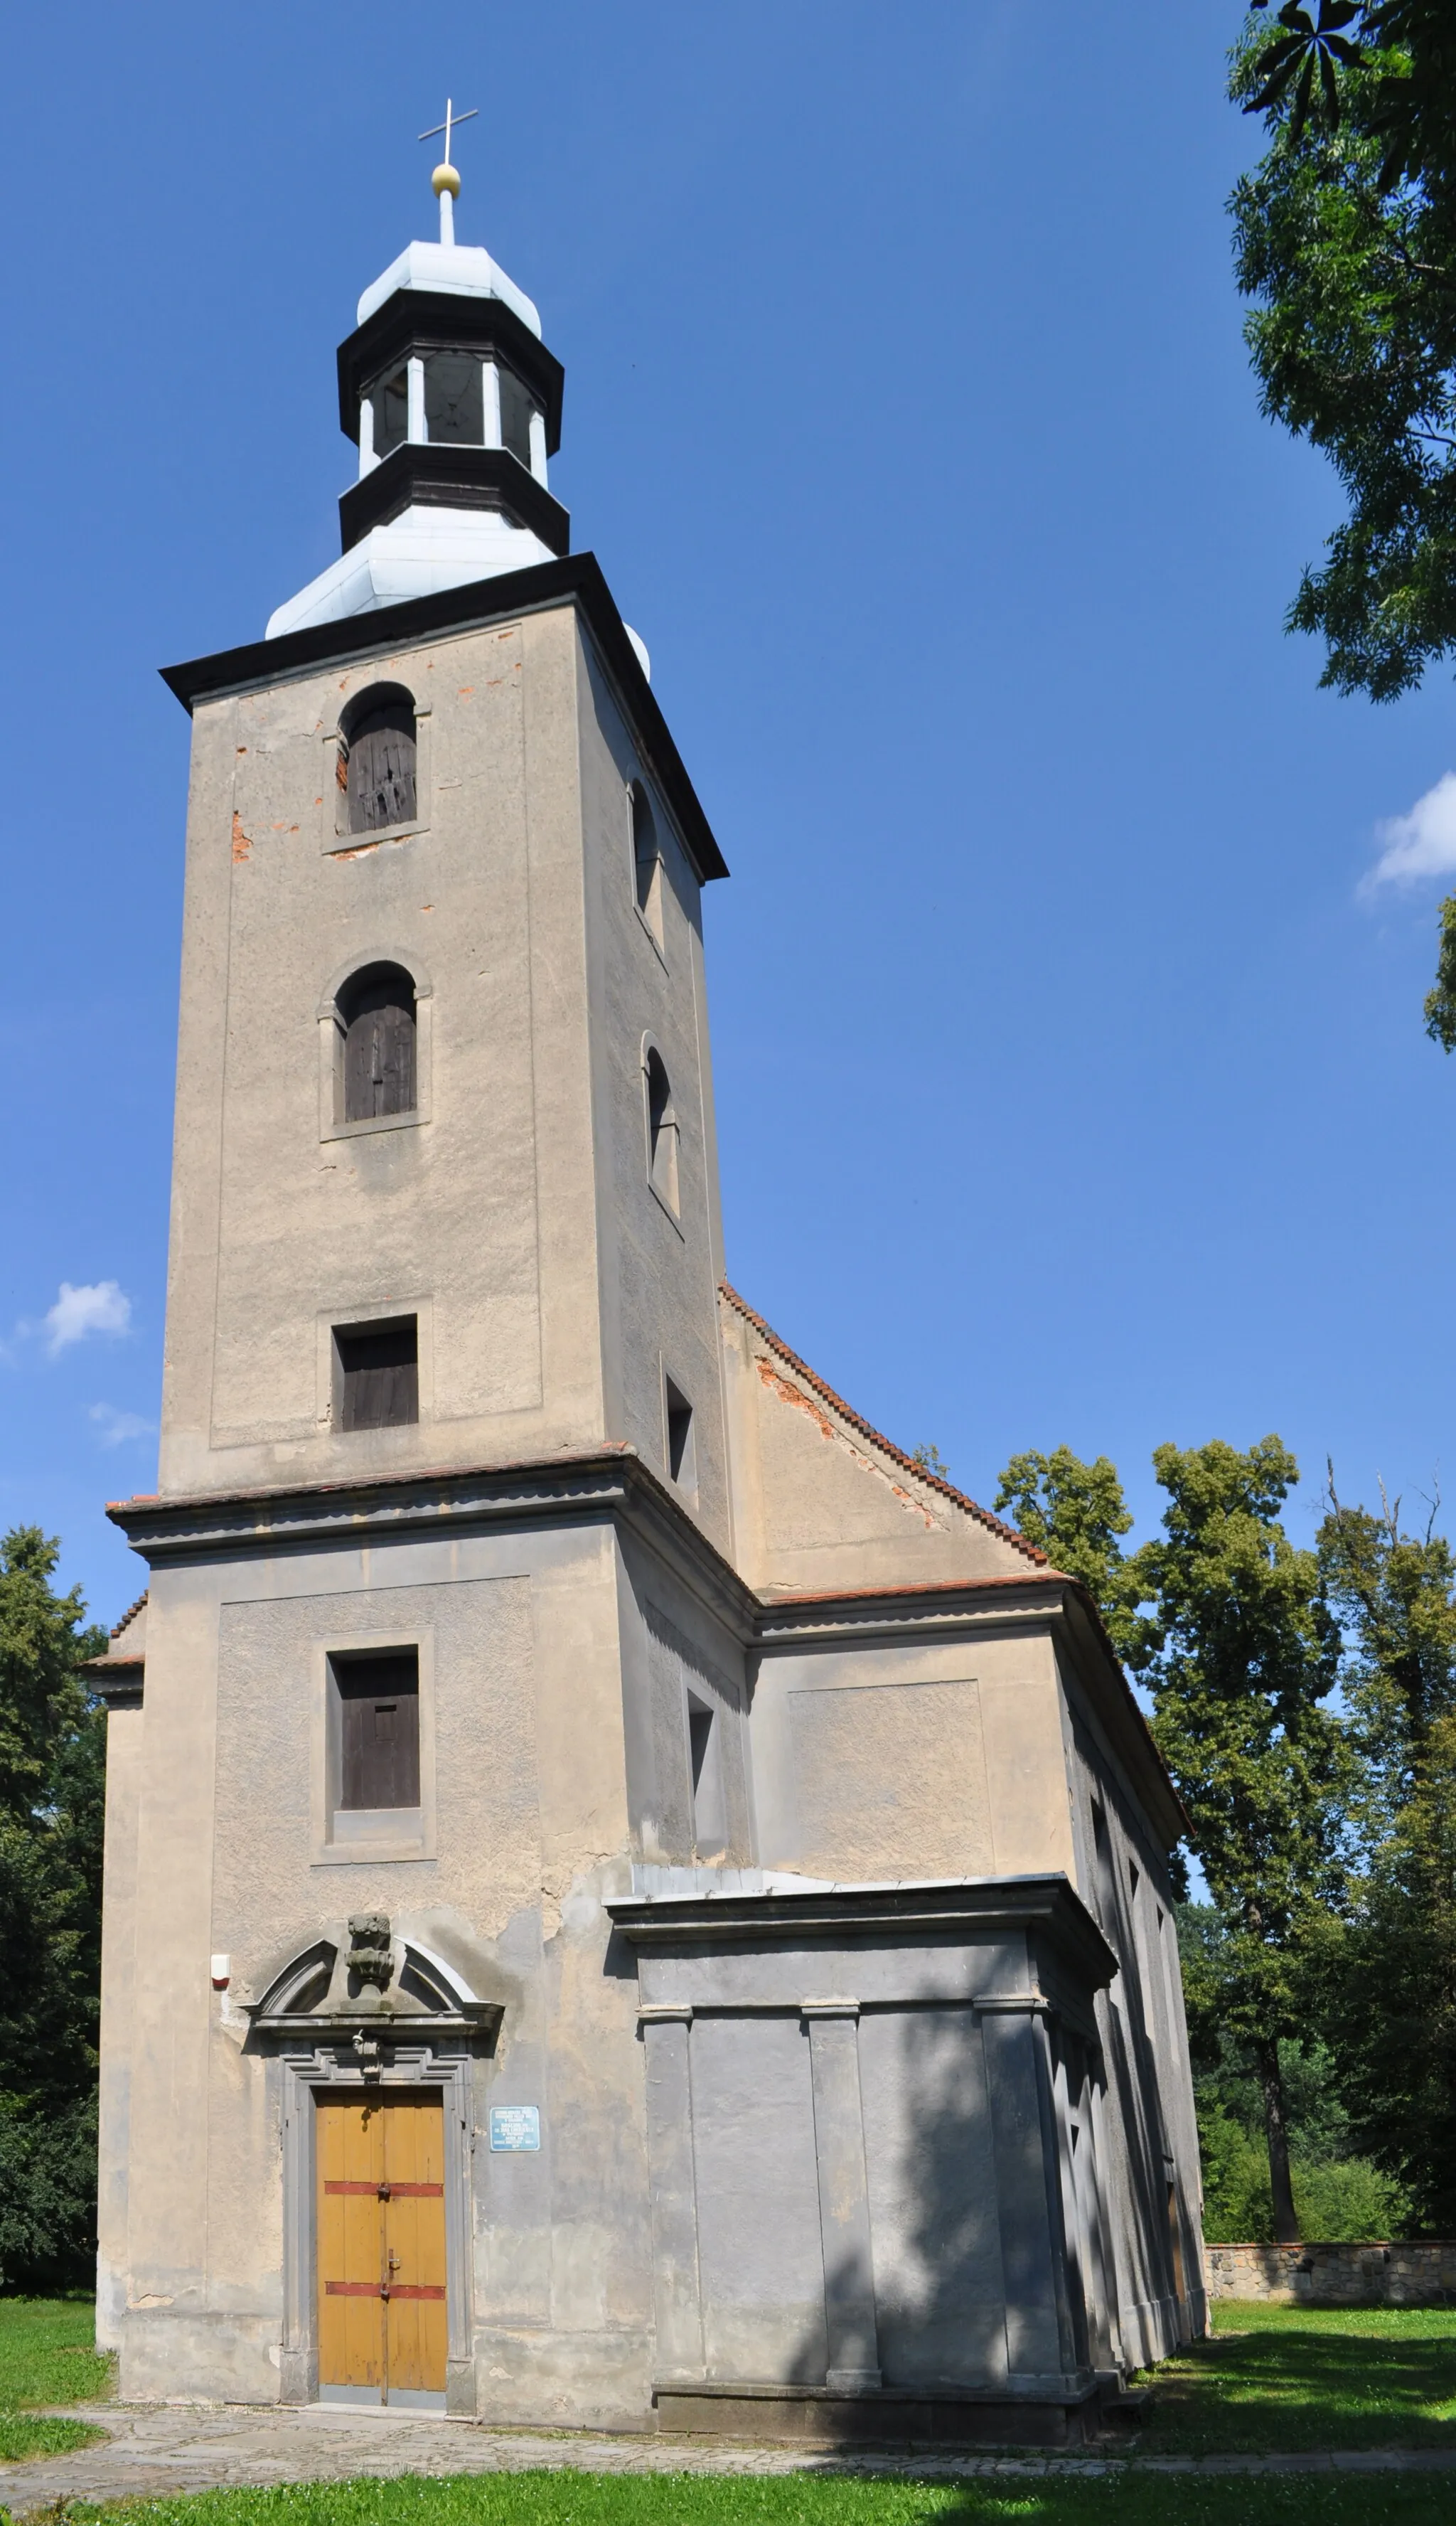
[641,1035,684,1235]
[317,950,434,1144]
[627,776,668,966]
[318,703,433,853]
[309,1623,437,1866]
[275,2040,475,2412]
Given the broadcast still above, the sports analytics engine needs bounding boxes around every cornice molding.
[159,553,729,886]
[338,443,569,557]
[606,1869,1118,1991]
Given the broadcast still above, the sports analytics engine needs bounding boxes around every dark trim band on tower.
[338,443,569,557]
[337,288,564,454]
[158,553,730,885]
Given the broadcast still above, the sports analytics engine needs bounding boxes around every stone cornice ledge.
[752,1574,1072,1644]
[606,1870,1118,1991]
[107,1448,759,1634]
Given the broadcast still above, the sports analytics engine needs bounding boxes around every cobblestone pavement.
[1,2402,1455,2515]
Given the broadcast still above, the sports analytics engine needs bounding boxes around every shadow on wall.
[769,2003,1078,2396]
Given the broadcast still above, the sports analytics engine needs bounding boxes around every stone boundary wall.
[1205,2242,1456,2305]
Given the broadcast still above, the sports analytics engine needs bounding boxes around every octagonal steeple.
[268,134,567,638]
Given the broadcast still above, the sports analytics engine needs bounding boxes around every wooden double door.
[316,2091,447,2402]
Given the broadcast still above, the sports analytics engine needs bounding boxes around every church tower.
[94,141,1205,2438]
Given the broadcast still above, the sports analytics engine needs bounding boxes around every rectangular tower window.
[664,1375,696,1495]
[498,365,536,468]
[367,367,409,460]
[336,1318,419,1430]
[424,350,483,445]
[332,1650,420,1810]
[687,1691,726,1853]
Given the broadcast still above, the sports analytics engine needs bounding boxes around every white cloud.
[1365,771,1456,891]
[43,1281,132,1357]
[89,1403,154,1449]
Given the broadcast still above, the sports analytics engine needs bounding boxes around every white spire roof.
[355,243,540,337]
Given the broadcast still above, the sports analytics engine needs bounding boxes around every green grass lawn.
[1,2295,1453,2522]
[55,2475,1456,2526]
[1135,2298,1456,2455]
[0,2293,111,2463]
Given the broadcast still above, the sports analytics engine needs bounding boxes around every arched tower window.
[338,964,417,1123]
[631,780,664,947]
[631,782,658,912]
[645,1045,679,1215]
[341,686,417,834]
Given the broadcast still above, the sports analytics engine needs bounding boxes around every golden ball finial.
[432,162,461,199]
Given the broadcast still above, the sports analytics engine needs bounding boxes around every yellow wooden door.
[316,2091,447,2399]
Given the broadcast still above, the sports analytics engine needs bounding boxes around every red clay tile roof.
[110,1590,148,1640]
[719,1281,1047,1567]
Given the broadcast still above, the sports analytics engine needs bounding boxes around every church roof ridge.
[717,1279,1048,1567]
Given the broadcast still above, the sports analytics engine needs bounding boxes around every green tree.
[1315,1480,1456,2225]
[0,1529,107,2287]
[1130,1439,1347,2240]
[1178,1902,1410,2239]
[1230,5,1456,1028]
[1233,4,1456,701]
[992,1444,1142,1660]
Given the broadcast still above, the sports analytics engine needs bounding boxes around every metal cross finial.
[418,99,478,168]
[419,99,478,244]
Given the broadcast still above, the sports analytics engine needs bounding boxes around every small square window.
[335,1317,418,1430]
[331,1649,420,1811]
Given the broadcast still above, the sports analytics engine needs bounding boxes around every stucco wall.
[160,607,607,1496]
[95,1698,143,2351]
[749,1628,1076,1883]
[1058,1664,1204,2369]
[108,1516,665,2414]
[576,634,731,1557]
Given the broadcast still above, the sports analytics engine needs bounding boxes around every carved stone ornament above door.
[242,1926,503,2044]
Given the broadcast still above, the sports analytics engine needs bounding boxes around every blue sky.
[4,1,1455,1631]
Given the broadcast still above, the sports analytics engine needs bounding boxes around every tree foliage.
[1314,1479,1456,2227]
[995,1433,1347,2240]
[992,1444,1141,1660]
[1232,4,1456,702]
[1129,1439,1347,2238]
[0,1529,107,2288]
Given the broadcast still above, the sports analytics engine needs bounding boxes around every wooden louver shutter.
[337,1319,419,1431]
[336,1652,421,1810]
[343,976,416,1124]
[346,698,417,833]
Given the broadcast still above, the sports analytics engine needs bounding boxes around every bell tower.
[97,127,1202,2437]
[156,147,734,1551]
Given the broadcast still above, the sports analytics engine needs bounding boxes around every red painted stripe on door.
[324,2281,446,2301]
[322,2181,445,2197]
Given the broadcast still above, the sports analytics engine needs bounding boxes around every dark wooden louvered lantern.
[343,686,417,833]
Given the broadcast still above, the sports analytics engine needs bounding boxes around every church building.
[90,136,1205,2445]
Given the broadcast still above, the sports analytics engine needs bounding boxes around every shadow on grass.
[1138,2312,1456,2453]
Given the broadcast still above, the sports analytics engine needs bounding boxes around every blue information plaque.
[488,2104,541,2152]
